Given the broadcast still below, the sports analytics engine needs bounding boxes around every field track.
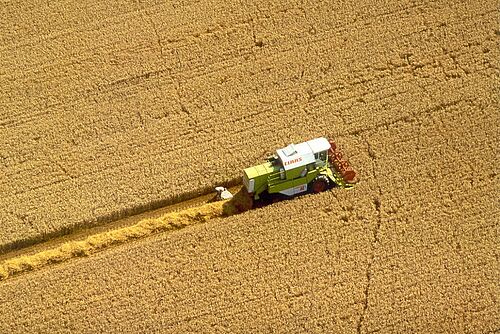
[1,0,499,332]
[0,199,231,280]
[0,186,242,263]
[0,186,251,279]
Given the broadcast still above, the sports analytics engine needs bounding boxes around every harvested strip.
[0,200,233,281]
[0,185,243,262]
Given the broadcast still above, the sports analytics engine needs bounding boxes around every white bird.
[215,187,233,200]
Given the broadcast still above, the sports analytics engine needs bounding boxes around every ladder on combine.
[327,140,357,188]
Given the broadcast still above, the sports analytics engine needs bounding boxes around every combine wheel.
[311,175,329,193]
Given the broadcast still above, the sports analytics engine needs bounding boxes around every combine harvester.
[234,137,357,209]
[1,137,356,279]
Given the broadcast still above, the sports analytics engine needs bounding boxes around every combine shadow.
[222,185,333,216]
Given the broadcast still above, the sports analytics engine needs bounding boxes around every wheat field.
[0,0,499,332]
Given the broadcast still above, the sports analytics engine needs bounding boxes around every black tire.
[255,190,273,207]
[311,175,330,193]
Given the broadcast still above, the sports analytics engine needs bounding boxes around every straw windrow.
[0,201,228,281]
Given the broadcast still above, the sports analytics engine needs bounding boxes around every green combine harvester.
[242,137,357,205]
